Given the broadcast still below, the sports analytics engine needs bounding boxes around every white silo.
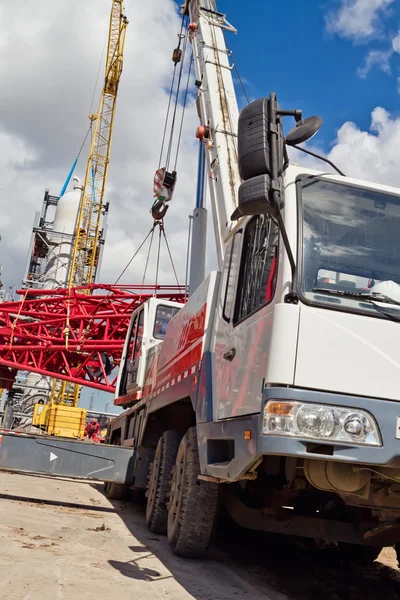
[42,176,82,288]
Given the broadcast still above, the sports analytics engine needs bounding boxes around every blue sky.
[213,0,400,152]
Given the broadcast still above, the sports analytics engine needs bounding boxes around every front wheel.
[167,426,219,557]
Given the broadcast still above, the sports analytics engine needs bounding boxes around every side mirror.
[234,97,286,220]
[233,175,284,219]
[285,116,323,146]
[238,97,286,181]
[232,94,323,220]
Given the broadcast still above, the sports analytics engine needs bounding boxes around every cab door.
[214,215,279,420]
[127,307,146,393]
[115,310,138,398]
[214,229,242,418]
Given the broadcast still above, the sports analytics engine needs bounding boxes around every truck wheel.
[146,429,181,534]
[104,481,128,500]
[337,542,381,565]
[104,436,128,500]
[167,426,219,557]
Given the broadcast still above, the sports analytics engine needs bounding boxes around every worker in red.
[85,419,100,441]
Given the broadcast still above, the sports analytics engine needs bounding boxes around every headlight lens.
[263,400,381,446]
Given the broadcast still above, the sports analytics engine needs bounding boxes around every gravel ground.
[0,472,399,600]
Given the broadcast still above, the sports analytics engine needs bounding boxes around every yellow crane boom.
[42,1,128,436]
[69,1,128,287]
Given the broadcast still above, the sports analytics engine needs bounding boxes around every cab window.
[234,215,278,324]
[132,310,144,361]
[153,305,180,339]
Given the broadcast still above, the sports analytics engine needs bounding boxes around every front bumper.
[258,387,400,468]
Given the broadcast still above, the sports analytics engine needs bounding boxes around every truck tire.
[167,426,219,557]
[104,481,128,500]
[337,542,381,565]
[146,429,181,534]
[104,436,128,500]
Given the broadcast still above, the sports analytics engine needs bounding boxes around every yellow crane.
[34,1,128,438]
[69,0,128,289]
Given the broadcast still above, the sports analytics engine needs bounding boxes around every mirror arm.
[291,144,345,177]
[277,108,303,122]
[274,208,296,283]
[269,93,298,301]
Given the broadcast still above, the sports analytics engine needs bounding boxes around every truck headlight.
[262,401,381,446]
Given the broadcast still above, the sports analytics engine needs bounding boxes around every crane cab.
[115,298,182,405]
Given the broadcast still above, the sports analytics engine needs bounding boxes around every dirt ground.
[0,472,399,600]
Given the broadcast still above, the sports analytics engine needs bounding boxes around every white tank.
[17,372,51,429]
[52,176,82,236]
[42,177,83,288]
[22,373,50,406]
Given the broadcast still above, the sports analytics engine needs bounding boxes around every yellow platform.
[33,404,86,439]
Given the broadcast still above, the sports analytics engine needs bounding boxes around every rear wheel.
[104,481,128,500]
[167,426,219,557]
[146,429,181,534]
[104,437,128,500]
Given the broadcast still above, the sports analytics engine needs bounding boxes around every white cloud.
[0,0,202,293]
[293,106,400,188]
[357,48,392,77]
[326,3,400,83]
[392,29,400,53]
[354,29,400,80]
[326,0,394,41]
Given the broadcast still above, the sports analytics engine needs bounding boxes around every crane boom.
[48,1,128,418]
[0,285,185,394]
[68,1,128,287]
[184,0,240,270]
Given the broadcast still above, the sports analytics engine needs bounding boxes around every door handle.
[223,348,236,361]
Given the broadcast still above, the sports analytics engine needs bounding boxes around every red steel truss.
[0,284,185,393]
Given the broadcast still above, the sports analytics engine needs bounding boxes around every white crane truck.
[105,0,400,561]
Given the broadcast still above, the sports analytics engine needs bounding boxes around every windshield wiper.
[312,288,400,322]
[368,302,400,322]
[313,288,400,306]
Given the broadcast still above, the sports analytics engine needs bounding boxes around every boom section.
[68,1,128,288]
[185,0,240,269]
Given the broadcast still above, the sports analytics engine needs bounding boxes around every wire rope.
[174,53,193,171]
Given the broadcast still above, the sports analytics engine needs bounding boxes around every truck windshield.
[299,177,400,313]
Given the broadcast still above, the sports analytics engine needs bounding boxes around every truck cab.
[115,297,182,406]
[212,164,400,422]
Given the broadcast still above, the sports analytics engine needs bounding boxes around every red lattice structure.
[0,284,185,393]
